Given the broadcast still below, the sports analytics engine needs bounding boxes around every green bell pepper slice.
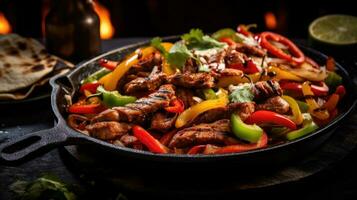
[270,126,289,138]
[212,28,243,42]
[230,114,263,143]
[81,68,111,84]
[202,89,217,100]
[97,86,136,108]
[325,71,342,89]
[296,100,309,113]
[286,121,319,141]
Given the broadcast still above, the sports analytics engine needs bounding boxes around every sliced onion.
[276,62,327,81]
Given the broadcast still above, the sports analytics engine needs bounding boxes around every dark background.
[0,0,356,38]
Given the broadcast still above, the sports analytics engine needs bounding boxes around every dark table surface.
[1,38,357,200]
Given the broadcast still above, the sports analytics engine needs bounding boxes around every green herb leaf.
[229,83,254,103]
[150,37,168,58]
[167,41,193,68]
[182,28,226,50]
[10,176,77,200]
[165,29,226,69]
[182,28,204,42]
[211,28,243,43]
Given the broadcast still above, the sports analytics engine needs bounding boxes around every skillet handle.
[0,123,89,164]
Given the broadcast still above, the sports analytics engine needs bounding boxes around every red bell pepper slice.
[260,32,305,64]
[165,99,185,113]
[323,93,340,112]
[335,85,346,98]
[187,145,207,155]
[219,37,236,46]
[68,104,103,114]
[322,85,345,113]
[132,125,168,154]
[280,81,329,96]
[80,82,101,94]
[228,60,259,74]
[213,132,268,154]
[98,58,119,71]
[237,24,254,37]
[326,57,335,71]
[245,110,297,130]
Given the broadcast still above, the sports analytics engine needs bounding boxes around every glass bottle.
[45,0,101,62]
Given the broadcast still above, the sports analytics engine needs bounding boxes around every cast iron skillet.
[0,36,356,167]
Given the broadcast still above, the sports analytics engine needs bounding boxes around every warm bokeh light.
[264,11,277,30]
[93,1,115,39]
[0,12,11,34]
[41,0,50,37]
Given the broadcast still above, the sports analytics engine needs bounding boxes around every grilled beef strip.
[169,119,238,148]
[120,134,139,147]
[86,121,132,140]
[91,109,120,122]
[224,45,266,73]
[117,52,162,92]
[225,46,247,66]
[219,68,243,77]
[175,87,196,108]
[129,52,162,73]
[235,43,267,57]
[124,66,167,94]
[150,112,177,132]
[190,107,227,125]
[168,72,215,89]
[91,84,176,124]
[256,96,290,114]
[140,52,162,68]
[125,72,151,82]
[190,102,256,125]
[253,80,282,101]
[183,58,198,73]
[229,102,256,121]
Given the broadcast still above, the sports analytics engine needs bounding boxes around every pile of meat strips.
[69,42,289,153]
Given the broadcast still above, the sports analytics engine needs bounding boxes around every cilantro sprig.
[150,29,225,69]
[182,29,226,50]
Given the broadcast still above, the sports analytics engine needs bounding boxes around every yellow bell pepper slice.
[282,95,303,125]
[267,66,304,82]
[161,42,173,50]
[98,71,112,85]
[302,81,329,120]
[99,47,156,91]
[217,66,303,88]
[175,88,229,128]
[217,73,261,87]
[83,90,92,97]
[160,42,176,75]
[162,61,176,75]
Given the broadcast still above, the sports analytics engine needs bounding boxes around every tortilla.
[0,34,57,93]
[0,60,72,100]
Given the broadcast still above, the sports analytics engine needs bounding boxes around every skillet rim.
[50,36,357,161]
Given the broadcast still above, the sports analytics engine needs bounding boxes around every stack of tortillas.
[0,34,73,100]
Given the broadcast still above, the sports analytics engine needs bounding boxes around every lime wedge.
[309,14,357,45]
